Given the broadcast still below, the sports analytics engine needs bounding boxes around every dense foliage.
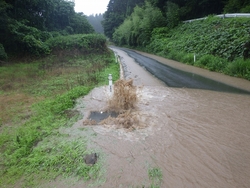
[148,17,250,61]
[46,34,107,54]
[146,17,250,79]
[102,0,145,38]
[104,0,250,41]
[113,2,166,46]
[0,0,94,59]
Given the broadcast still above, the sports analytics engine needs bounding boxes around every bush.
[182,53,195,65]
[22,35,50,56]
[7,21,51,56]
[46,34,107,53]
[225,58,250,80]
[195,54,227,71]
[0,43,7,60]
[166,50,186,62]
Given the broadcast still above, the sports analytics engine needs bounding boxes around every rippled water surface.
[44,48,250,187]
[57,86,250,188]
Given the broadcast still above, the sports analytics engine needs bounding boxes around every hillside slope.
[146,16,250,80]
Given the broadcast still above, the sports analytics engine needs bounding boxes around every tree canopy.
[113,2,166,46]
[0,0,94,59]
[103,0,250,41]
[102,0,145,38]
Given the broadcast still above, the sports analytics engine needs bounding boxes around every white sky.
[74,0,110,16]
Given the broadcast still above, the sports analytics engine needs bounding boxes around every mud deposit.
[60,85,250,188]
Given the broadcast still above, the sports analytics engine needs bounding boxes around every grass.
[148,167,163,188]
[0,50,119,187]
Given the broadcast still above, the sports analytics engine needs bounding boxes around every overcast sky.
[74,0,110,16]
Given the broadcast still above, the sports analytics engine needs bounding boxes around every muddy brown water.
[45,49,250,187]
[57,86,250,188]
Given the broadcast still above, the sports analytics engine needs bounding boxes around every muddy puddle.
[57,84,250,188]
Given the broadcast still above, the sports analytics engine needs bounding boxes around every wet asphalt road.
[118,47,250,95]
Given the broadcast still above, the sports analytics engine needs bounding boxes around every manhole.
[88,111,118,123]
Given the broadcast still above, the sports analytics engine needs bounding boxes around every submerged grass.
[0,50,119,187]
[148,167,163,188]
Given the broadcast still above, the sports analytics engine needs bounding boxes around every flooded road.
[54,47,250,187]
[112,46,250,94]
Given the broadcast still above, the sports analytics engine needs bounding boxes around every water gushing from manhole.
[88,111,118,123]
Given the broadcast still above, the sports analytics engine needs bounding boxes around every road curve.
[111,46,250,95]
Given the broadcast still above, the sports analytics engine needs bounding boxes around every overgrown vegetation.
[0,44,119,187]
[113,2,166,47]
[145,16,250,80]
[104,0,248,41]
[0,0,94,59]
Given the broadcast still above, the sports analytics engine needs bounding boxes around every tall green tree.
[0,0,94,58]
[113,2,166,46]
[102,0,144,38]
[147,0,226,20]
[224,0,250,13]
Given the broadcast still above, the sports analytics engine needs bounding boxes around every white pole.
[108,74,112,92]
[194,53,196,63]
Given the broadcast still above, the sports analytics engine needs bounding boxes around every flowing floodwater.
[47,48,250,187]
[75,86,250,188]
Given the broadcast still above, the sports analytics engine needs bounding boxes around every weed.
[195,54,227,71]
[225,58,250,79]
[182,53,195,65]
[148,167,163,188]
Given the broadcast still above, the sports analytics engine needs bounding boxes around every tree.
[0,0,94,57]
[102,0,144,38]
[224,0,250,13]
[113,2,166,46]
[166,1,180,28]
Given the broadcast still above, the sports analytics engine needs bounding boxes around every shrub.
[46,34,107,53]
[182,53,195,65]
[22,35,50,56]
[225,58,250,80]
[166,50,186,62]
[0,43,7,60]
[195,54,227,71]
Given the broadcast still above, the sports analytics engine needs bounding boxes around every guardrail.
[184,13,250,23]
